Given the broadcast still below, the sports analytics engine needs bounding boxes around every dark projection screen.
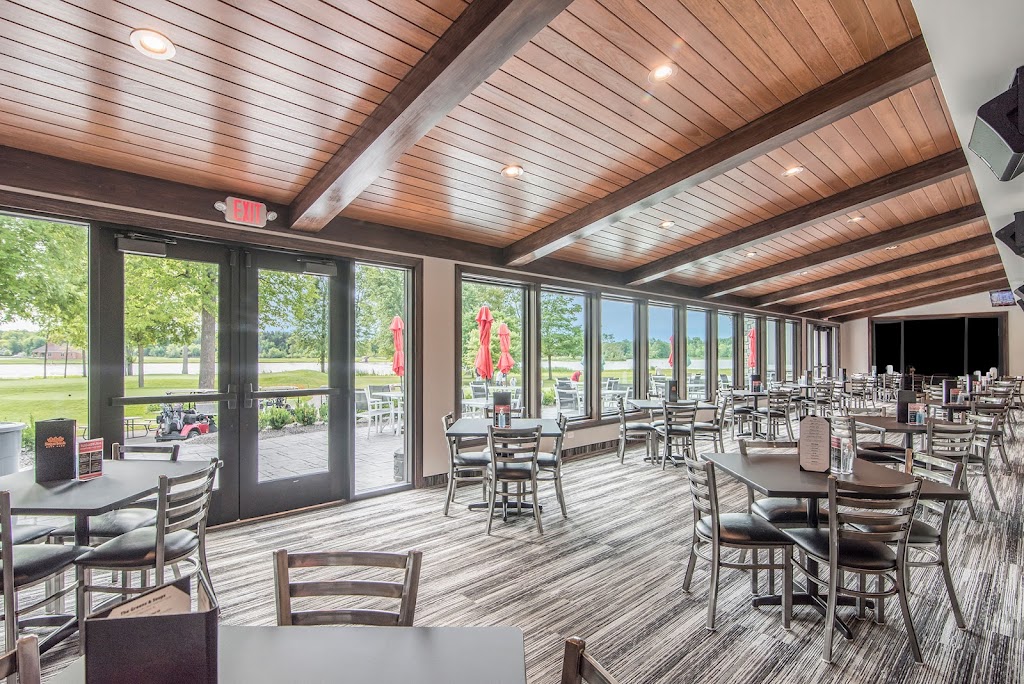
[873,315,1003,376]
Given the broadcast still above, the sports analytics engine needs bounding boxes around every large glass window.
[686,308,709,400]
[648,304,673,399]
[766,318,779,384]
[601,298,635,415]
[354,263,410,493]
[459,279,526,417]
[541,289,586,419]
[0,214,89,461]
[785,321,798,381]
[717,313,734,389]
[743,315,759,388]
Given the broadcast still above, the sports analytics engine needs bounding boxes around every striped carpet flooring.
[39,414,1024,683]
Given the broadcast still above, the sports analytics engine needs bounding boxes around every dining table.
[627,398,716,412]
[853,415,998,450]
[702,451,967,638]
[48,625,528,684]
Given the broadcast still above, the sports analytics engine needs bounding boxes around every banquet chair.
[273,549,421,627]
[441,413,490,516]
[785,476,924,663]
[485,425,544,535]
[75,458,221,650]
[752,389,794,440]
[616,396,655,463]
[964,413,1000,511]
[693,401,725,453]
[973,400,1011,468]
[919,422,977,519]
[0,635,40,684]
[845,408,906,462]
[680,455,794,630]
[560,637,620,684]
[656,401,698,470]
[537,414,569,517]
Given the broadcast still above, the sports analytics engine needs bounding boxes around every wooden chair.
[441,413,490,516]
[560,637,619,684]
[537,414,569,518]
[680,455,794,631]
[786,476,924,663]
[273,549,422,627]
[0,635,40,684]
[485,425,544,534]
[75,459,221,649]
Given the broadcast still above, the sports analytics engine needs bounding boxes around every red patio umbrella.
[747,327,757,369]
[497,322,515,375]
[390,315,405,377]
[474,306,494,380]
[668,334,674,368]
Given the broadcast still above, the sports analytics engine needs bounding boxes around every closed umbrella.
[497,322,515,375]
[668,334,674,368]
[474,306,494,380]
[390,316,405,377]
[747,327,757,370]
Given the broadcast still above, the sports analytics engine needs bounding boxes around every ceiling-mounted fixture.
[129,29,176,60]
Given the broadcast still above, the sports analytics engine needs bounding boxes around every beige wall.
[839,292,1024,377]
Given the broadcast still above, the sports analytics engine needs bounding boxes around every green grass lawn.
[0,370,403,427]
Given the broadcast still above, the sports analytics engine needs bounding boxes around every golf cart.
[155,402,217,441]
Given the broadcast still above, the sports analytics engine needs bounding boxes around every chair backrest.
[925,422,975,463]
[681,455,719,536]
[274,549,422,627]
[470,382,488,399]
[487,425,542,477]
[615,395,628,429]
[827,475,921,556]
[766,388,792,410]
[829,414,859,451]
[154,459,220,578]
[661,400,697,431]
[851,376,868,393]
[557,388,579,411]
[355,389,370,412]
[112,442,180,461]
[560,637,620,684]
[719,373,731,388]
[0,635,40,684]
[368,384,391,396]
[966,412,997,454]
[909,452,964,538]
[813,383,833,401]
[738,439,797,456]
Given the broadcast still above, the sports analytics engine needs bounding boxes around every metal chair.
[273,549,421,627]
[973,399,1011,468]
[919,422,977,520]
[615,396,655,463]
[655,401,698,470]
[560,636,619,684]
[75,458,222,648]
[0,634,39,684]
[557,388,581,416]
[803,382,834,417]
[752,388,794,440]
[785,475,924,663]
[692,401,725,453]
[965,413,1000,511]
[845,407,906,462]
[484,425,544,534]
[680,455,794,630]
[537,414,569,518]
[441,413,490,516]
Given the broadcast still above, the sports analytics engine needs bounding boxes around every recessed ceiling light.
[129,28,176,60]
[648,64,675,83]
[500,164,524,179]
[801,271,810,276]
[746,252,757,258]
[659,220,675,229]
[884,245,901,251]
[780,166,804,177]
[847,215,865,223]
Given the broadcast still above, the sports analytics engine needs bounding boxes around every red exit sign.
[216,196,276,228]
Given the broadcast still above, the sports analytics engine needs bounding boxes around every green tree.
[259,271,329,372]
[539,293,583,381]
[460,282,523,379]
[355,265,406,360]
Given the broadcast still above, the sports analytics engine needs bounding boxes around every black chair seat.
[453,451,490,467]
[486,462,533,481]
[624,422,655,432]
[75,528,199,569]
[858,441,904,453]
[51,509,158,539]
[754,408,788,417]
[857,448,903,464]
[693,422,719,431]
[784,528,896,571]
[656,425,693,436]
[751,497,824,525]
[855,519,940,545]
[732,407,754,415]
[10,524,56,545]
[1,544,90,589]
[696,513,792,546]
[537,452,558,468]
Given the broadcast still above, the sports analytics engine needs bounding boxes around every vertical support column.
[88,225,124,448]
[333,259,355,499]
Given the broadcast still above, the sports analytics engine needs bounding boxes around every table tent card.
[492,391,512,428]
[896,390,917,423]
[666,380,678,401]
[35,418,77,482]
[77,438,104,480]
[798,416,830,473]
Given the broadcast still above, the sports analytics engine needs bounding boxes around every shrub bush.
[294,400,317,426]
[541,388,555,406]
[20,418,34,450]
[319,403,329,421]
[259,407,293,430]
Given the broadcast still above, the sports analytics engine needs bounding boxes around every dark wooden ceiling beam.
[699,201,984,297]
[501,37,935,266]
[750,234,996,307]
[832,276,1010,323]
[288,0,573,233]
[0,146,774,316]
[809,269,1008,319]
[789,256,1003,314]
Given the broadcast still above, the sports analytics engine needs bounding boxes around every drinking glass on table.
[839,437,854,474]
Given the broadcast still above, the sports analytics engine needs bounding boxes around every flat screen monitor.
[989,288,1015,307]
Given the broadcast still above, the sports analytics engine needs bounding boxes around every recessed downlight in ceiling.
[780,166,804,177]
[659,220,675,229]
[130,28,176,60]
[648,64,675,83]
[500,164,524,179]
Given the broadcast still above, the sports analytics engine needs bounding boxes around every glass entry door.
[238,251,348,518]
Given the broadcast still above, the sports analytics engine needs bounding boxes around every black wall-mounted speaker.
[969,66,1024,181]
[995,212,1024,257]
[1017,298,1024,313]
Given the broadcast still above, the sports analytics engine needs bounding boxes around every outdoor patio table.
[702,451,966,638]
[49,625,527,684]
[372,390,405,432]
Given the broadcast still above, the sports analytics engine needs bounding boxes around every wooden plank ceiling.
[0,0,1004,320]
